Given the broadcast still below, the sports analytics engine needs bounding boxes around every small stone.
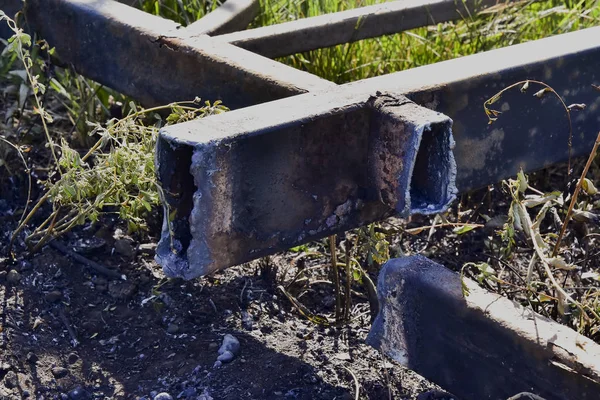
[94,277,107,286]
[197,391,213,400]
[218,334,240,357]
[138,243,157,255]
[153,393,173,400]
[217,351,234,363]
[178,387,196,398]
[208,342,218,351]
[114,238,136,258]
[108,281,137,301]
[0,270,7,281]
[51,366,69,379]
[95,284,107,293]
[212,360,222,369]
[22,389,30,398]
[3,370,18,388]
[335,353,351,361]
[68,386,90,400]
[94,277,108,292]
[6,269,21,284]
[166,323,179,334]
[19,260,32,272]
[67,353,79,364]
[45,290,63,303]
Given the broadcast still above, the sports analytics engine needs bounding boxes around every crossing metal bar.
[215,0,520,59]
[22,0,334,109]
[184,0,259,36]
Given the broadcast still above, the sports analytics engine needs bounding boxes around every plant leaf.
[582,178,598,195]
[453,224,478,235]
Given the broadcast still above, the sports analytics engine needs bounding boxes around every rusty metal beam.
[155,25,600,278]
[184,0,259,36]
[352,25,600,192]
[367,256,600,400]
[215,0,521,59]
[155,93,457,279]
[24,0,333,109]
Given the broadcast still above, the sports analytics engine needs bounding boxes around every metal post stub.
[366,255,600,400]
[367,93,457,216]
[155,93,457,279]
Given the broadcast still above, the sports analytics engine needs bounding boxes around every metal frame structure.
[4,0,600,278]
[3,1,600,397]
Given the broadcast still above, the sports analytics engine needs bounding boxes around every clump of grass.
[267,0,600,83]
[457,79,600,340]
[136,0,222,25]
[47,68,130,147]
[0,12,228,254]
[13,99,227,252]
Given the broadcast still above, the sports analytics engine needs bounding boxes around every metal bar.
[155,25,600,278]
[367,255,600,400]
[184,0,259,36]
[24,0,334,109]
[155,94,457,279]
[350,25,600,192]
[215,0,517,59]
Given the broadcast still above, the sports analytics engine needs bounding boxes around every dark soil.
[0,220,445,400]
[2,155,599,400]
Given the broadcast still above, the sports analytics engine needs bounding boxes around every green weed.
[0,13,228,253]
[142,0,600,83]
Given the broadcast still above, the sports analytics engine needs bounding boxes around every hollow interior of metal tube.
[409,122,457,215]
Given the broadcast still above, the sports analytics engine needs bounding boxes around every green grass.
[271,0,600,83]
[144,0,600,83]
[135,0,222,25]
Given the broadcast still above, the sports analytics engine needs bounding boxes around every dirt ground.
[2,153,599,400]
[0,213,451,400]
[2,160,597,400]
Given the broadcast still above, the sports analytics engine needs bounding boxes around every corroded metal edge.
[367,255,600,400]
[155,94,457,279]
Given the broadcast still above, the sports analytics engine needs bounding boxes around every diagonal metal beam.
[24,0,333,109]
[215,0,522,59]
[155,25,600,278]
[184,0,259,36]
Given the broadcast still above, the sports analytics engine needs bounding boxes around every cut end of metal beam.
[367,255,600,399]
[368,93,457,217]
[154,93,457,280]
